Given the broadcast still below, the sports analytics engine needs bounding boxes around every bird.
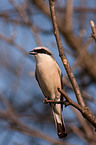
[29,46,67,138]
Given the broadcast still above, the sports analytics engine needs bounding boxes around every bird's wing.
[55,61,64,110]
[60,73,64,105]
[55,61,63,89]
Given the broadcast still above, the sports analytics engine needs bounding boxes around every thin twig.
[90,20,96,41]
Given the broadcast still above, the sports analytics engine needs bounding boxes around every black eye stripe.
[33,48,51,56]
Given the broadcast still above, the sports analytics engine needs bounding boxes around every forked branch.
[43,88,96,129]
[48,0,96,129]
[49,0,85,107]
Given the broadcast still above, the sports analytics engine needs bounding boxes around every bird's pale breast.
[36,59,61,100]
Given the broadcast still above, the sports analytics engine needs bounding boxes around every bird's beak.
[29,50,37,55]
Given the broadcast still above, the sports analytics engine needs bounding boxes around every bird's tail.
[52,103,67,138]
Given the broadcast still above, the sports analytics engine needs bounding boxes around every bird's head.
[29,46,55,63]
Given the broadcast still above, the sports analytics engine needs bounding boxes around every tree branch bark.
[44,88,96,129]
[49,0,85,107]
[48,0,96,129]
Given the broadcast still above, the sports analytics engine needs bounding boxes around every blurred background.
[0,0,96,145]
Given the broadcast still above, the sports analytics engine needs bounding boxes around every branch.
[43,98,70,106]
[58,89,96,129]
[48,0,96,131]
[48,0,85,107]
[43,88,96,129]
[90,20,96,41]
[43,89,83,112]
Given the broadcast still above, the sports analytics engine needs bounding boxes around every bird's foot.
[43,98,48,104]
[43,98,56,106]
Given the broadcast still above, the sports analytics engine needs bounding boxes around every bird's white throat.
[35,53,54,64]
